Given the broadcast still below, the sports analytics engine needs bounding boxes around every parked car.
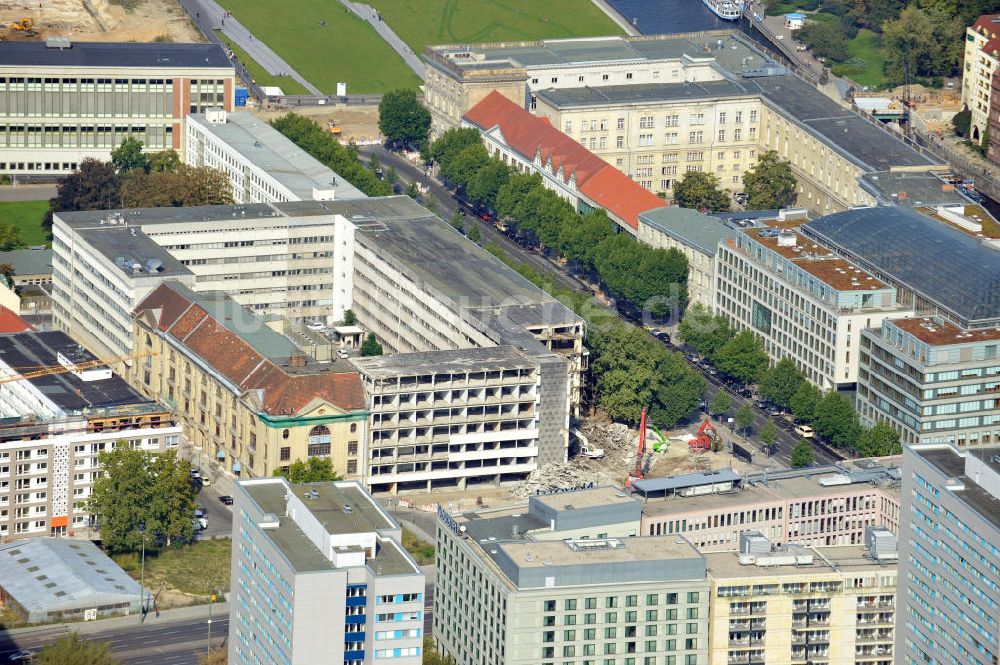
[194,509,205,518]
[8,650,35,663]
[189,469,201,479]
[200,476,212,486]
[307,321,325,331]
[794,424,816,438]
[193,517,208,531]
[219,495,234,505]
[655,331,671,343]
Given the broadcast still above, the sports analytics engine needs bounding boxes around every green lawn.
[368,0,622,54]
[223,2,421,94]
[402,528,435,565]
[0,200,50,247]
[830,29,887,89]
[215,32,309,96]
[139,539,232,597]
[765,0,819,16]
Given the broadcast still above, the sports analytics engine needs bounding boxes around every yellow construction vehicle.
[8,18,33,32]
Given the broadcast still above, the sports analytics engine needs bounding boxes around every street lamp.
[138,522,146,623]
[207,592,217,656]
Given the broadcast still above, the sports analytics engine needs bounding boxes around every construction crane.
[0,350,158,385]
[689,418,717,453]
[625,407,649,489]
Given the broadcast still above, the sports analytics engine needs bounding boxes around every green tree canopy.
[111,136,149,174]
[495,172,543,220]
[742,150,796,210]
[38,633,119,665]
[677,304,733,359]
[466,160,510,210]
[813,390,862,449]
[0,226,22,252]
[650,352,707,427]
[87,446,194,554]
[791,440,815,467]
[430,128,482,176]
[760,418,779,451]
[672,171,730,211]
[466,224,481,244]
[275,457,341,483]
[378,89,431,149]
[789,381,822,422]
[856,421,902,457]
[119,165,234,208]
[714,330,768,384]
[342,309,357,325]
[148,149,181,173]
[759,358,806,408]
[46,158,121,229]
[558,209,615,272]
[708,391,732,419]
[735,404,755,436]
[796,21,849,61]
[271,113,390,196]
[361,333,384,356]
[447,143,490,191]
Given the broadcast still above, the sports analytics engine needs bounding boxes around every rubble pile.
[509,461,615,499]
[578,419,638,471]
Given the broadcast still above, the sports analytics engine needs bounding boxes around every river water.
[605,0,738,35]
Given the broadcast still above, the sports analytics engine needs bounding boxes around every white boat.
[703,0,743,20]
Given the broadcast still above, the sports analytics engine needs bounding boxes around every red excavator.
[690,417,717,452]
[625,408,649,489]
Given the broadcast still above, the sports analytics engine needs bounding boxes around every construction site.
[0,0,201,44]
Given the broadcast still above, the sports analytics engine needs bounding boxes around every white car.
[307,321,325,331]
[8,650,35,663]
[193,517,208,531]
[794,424,815,439]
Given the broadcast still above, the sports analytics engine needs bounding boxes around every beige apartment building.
[962,15,1000,142]
[425,33,942,215]
[705,532,897,665]
[130,281,367,481]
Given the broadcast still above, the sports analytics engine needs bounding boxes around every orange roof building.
[132,281,367,480]
[463,91,666,232]
[0,306,32,333]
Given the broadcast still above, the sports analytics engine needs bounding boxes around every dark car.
[655,331,671,343]
[219,495,234,505]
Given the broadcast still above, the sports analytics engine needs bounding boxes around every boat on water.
[703,0,743,20]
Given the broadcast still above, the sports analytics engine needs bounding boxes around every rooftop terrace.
[888,316,1000,347]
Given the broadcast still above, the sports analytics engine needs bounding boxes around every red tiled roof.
[0,306,31,333]
[973,15,1000,56]
[135,283,365,415]
[463,91,665,230]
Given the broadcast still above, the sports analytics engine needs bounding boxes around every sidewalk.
[5,602,229,640]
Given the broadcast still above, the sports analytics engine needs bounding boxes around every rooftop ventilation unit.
[46,37,72,50]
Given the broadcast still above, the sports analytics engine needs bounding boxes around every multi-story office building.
[131,282,367,480]
[962,14,1000,143]
[637,207,735,309]
[51,202,351,358]
[857,317,1000,445]
[802,206,1000,330]
[425,33,942,215]
[343,197,586,493]
[54,197,584,490]
[705,531,898,665]
[714,224,911,390]
[434,485,711,665]
[462,91,666,233]
[0,330,181,540]
[185,109,366,203]
[0,40,235,178]
[635,461,901,550]
[896,444,1000,665]
[230,477,424,665]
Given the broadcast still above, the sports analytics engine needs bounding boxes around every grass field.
[0,200,50,247]
[830,29,887,89]
[215,32,309,96]
[368,0,622,54]
[402,528,435,565]
[224,1,421,94]
[138,539,232,597]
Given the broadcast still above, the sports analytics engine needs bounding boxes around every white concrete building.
[230,478,424,665]
[0,330,181,540]
[0,40,235,178]
[714,225,911,390]
[185,110,366,203]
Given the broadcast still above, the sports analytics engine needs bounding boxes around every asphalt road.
[194,482,234,540]
[364,145,842,470]
[0,615,229,665]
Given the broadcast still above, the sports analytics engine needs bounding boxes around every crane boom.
[0,350,158,384]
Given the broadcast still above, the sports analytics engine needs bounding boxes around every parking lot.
[193,480,234,540]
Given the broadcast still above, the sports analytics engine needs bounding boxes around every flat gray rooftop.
[0,248,52,277]
[0,41,231,69]
[56,220,191,280]
[860,171,968,207]
[241,480,417,575]
[500,535,699,568]
[705,544,892,577]
[188,112,365,201]
[638,207,735,256]
[351,344,536,378]
[532,485,635,511]
[916,446,1000,531]
[536,79,752,108]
